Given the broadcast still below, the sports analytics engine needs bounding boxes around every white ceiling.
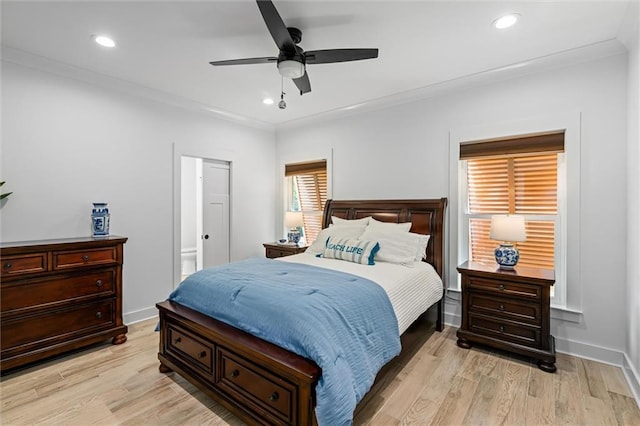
[0,1,633,127]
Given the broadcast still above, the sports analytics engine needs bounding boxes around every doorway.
[181,157,230,280]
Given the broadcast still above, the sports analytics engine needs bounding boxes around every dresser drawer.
[468,312,542,348]
[468,293,541,325]
[467,276,541,301]
[167,325,214,375]
[1,299,115,351]
[1,269,116,313]
[53,247,117,270]
[217,348,296,424]
[1,253,47,277]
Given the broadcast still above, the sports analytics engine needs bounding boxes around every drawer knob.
[82,255,90,261]
[4,262,11,269]
[498,284,505,291]
[96,312,102,319]
[198,351,207,359]
[269,391,279,402]
[499,325,505,333]
[95,279,103,287]
[499,304,505,311]
[174,337,182,344]
[231,369,240,378]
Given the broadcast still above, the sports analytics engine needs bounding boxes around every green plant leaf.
[0,192,12,200]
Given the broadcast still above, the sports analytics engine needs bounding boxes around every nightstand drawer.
[467,276,541,300]
[468,293,541,325]
[469,313,542,347]
[263,243,307,259]
[266,248,291,258]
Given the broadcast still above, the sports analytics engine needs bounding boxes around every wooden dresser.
[456,261,556,372]
[263,243,307,259]
[1,236,128,372]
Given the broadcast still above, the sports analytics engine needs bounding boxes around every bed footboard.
[157,300,320,426]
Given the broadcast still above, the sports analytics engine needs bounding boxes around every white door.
[201,160,230,268]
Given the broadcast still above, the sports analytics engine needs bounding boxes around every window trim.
[448,112,581,312]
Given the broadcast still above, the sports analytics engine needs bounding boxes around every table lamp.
[490,214,526,270]
[284,211,304,245]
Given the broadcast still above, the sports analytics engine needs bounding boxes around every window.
[460,131,565,299]
[285,160,327,244]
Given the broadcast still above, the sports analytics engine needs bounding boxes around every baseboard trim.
[124,306,158,325]
[623,353,640,406]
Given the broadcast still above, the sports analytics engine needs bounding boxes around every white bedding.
[277,253,443,335]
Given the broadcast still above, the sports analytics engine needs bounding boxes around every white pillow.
[331,216,371,226]
[306,225,367,255]
[368,217,412,232]
[361,228,430,264]
[319,237,380,265]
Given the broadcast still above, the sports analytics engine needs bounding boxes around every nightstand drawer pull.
[4,263,11,269]
[499,304,505,311]
[498,284,505,291]
[82,255,90,261]
[231,369,240,378]
[174,337,182,344]
[198,351,207,359]
[95,279,103,287]
[95,311,102,319]
[499,325,505,333]
[269,391,279,402]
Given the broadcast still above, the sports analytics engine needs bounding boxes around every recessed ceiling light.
[263,98,274,105]
[92,34,116,48]
[493,13,520,30]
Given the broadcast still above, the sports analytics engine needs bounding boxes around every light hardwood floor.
[1,318,639,425]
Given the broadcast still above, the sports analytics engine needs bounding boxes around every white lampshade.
[278,60,304,79]
[284,211,304,228]
[490,215,526,242]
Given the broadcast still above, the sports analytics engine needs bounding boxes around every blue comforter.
[167,257,400,425]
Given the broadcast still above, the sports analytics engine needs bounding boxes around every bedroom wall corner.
[620,0,640,403]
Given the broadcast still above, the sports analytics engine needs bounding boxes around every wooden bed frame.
[157,198,447,425]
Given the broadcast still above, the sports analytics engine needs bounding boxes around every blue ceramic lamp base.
[494,243,519,270]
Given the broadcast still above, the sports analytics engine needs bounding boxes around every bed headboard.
[322,198,447,278]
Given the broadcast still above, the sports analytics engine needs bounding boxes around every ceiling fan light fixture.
[278,60,304,79]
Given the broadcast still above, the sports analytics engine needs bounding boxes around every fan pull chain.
[279,77,287,109]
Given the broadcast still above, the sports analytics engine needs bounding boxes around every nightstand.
[263,243,307,259]
[456,261,556,373]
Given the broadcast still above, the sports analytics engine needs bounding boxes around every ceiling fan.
[209,0,379,95]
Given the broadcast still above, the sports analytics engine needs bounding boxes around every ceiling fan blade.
[293,71,311,95]
[305,48,379,64]
[209,57,278,66]
[256,0,296,54]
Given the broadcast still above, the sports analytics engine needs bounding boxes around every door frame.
[173,143,234,288]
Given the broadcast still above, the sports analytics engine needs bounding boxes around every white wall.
[0,61,276,323]
[277,54,630,362]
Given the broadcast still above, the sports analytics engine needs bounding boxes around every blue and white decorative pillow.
[318,237,380,265]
